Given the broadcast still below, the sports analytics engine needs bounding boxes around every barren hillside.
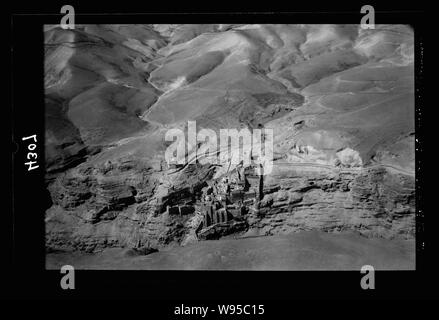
[44,24,415,269]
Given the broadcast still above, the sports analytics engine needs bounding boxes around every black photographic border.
[9,3,432,302]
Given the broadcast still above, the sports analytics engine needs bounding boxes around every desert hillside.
[44,24,415,269]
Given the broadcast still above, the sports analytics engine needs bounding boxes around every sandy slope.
[47,231,414,270]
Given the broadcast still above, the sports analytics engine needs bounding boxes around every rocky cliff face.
[44,24,415,255]
[46,160,414,253]
[250,166,414,238]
